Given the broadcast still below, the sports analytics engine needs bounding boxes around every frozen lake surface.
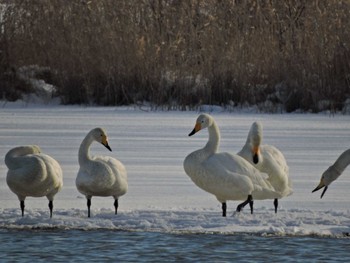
[0,105,350,261]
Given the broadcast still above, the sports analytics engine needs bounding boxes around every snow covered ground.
[0,101,350,236]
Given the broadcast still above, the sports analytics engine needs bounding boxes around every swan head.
[312,178,327,199]
[90,127,112,152]
[312,166,337,198]
[248,122,262,164]
[20,145,41,154]
[30,145,42,154]
[188,114,213,136]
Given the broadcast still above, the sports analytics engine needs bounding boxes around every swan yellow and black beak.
[252,146,260,164]
[312,179,328,199]
[101,136,112,152]
[189,123,201,136]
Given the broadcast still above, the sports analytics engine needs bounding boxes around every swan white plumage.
[312,149,350,198]
[76,127,128,217]
[183,114,283,216]
[5,145,63,218]
[237,121,292,213]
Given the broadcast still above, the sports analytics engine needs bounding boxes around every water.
[1,229,349,262]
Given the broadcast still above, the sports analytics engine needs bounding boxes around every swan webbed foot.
[20,200,25,217]
[274,198,278,213]
[87,198,91,218]
[48,200,53,218]
[114,199,119,215]
[236,195,253,214]
[222,202,227,217]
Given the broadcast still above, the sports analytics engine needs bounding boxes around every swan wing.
[260,145,292,196]
[77,159,115,195]
[6,153,62,199]
[76,156,127,197]
[203,154,253,193]
[202,152,278,200]
[96,156,128,195]
[99,156,128,180]
[262,145,289,175]
[37,154,63,198]
[6,155,43,198]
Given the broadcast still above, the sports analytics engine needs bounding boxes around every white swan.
[5,145,63,218]
[183,114,282,216]
[76,127,128,217]
[312,149,350,198]
[237,121,292,213]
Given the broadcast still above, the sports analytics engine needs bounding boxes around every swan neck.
[5,146,34,169]
[332,149,350,174]
[79,135,94,165]
[247,123,262,147]
[205,121,220,153]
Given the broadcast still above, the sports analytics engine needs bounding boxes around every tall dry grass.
[0,0,349,111]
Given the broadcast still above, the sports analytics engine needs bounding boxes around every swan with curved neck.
[76,127,128,217]
[5,145,63,217]
[184,114,282,216]
[312,149,350,198]
[238,121,292,213]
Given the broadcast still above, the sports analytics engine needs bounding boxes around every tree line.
[0,0,349,112]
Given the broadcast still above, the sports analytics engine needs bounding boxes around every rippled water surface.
[1,229,349,262]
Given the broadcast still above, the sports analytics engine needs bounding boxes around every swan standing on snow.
[183,114,282,216]
[238,121,292,213]
[312,149,350,198]
[5,145,63,218]
[76,127,128,217]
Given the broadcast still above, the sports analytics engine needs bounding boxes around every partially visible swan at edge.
[76,127,128,217]
[237,121,293,213]
[183,114,283,216]
[5,145,63,218]
[312,149,350,198]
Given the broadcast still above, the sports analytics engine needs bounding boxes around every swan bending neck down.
[184,114,281,216]
[5,145,63,218]
[76,127,128,218]
[238,121,292,213]
[312,149,350,198]
[239,121,263,165]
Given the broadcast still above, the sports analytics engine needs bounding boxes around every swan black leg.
[87,198,91,218]
[274,199,278,213]
[222,202,227,217]
[114,199,119,215]
[249,198,254,214]
[48,200,53,218]
[20,200,25,217]
[236,195,253,213]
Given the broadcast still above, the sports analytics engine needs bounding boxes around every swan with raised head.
[5,145,63,218]
[312,149,350,198]
[183,114,282,216]
[237,121,292,213]
[76,127,128,217]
